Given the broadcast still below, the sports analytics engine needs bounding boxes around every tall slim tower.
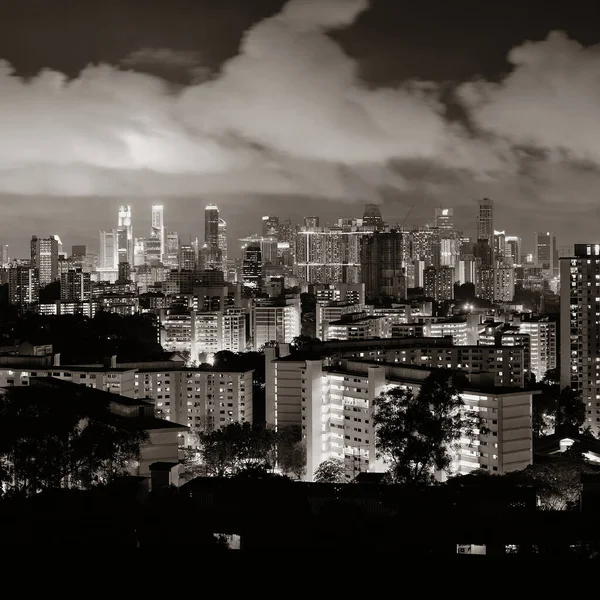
[535,232,558,277]
[218,217,228,269]
[117,204,134,266]
[151,205,165,261]
[477,198,494,245]
[205,204,219,248]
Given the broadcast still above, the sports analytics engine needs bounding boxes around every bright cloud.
[0,0,596,204]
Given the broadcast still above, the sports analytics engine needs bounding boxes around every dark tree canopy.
[372,369,475,486]
[185,422,306,480]
[7,312,163,362]
[0,386,147,498]
[314,458,346,483]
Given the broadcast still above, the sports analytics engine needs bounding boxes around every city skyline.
[1,0,600,251]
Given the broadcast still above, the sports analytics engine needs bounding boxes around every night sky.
[1,0,600,256]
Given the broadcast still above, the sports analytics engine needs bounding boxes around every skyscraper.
[205,204,219,247]
[99,231,117,269]
[218,217,228,268]
[505,236,522,266]
[151,205,165,261]
[535,232,558,277]
[434,207,454,230]
[1,244,8,264]
[477,198,494,246]
[362,204,384,230]
[262,216,279,239]
[117,205,134,266]
[560,244,600,435]
[242,244,262,289]
[8,266,39,309]
[30,235,59,286]
[360,230,406,299]
[60,269,91,301]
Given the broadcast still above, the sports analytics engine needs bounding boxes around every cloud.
[0,0,596,211]
[459,31,600,165]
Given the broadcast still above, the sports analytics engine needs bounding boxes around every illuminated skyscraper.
[262,216,279,239]
[117,204,134,266]
[30,235,59,286]
[242,244,262,289]
[535,232,558,277]
[505,236,522,266]
[218,218,228,268]
[205,204,219,247]
[151,205,165,261]
[477,198,494,246]
[99,230,117,269]
[434,207,454,230]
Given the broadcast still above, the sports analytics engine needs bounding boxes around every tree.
[556,387,585,433]
[277,426,306,480]
[195,422,279,477]
[372,369,475,485]
[0,386,147,498]
[314,458,346,483]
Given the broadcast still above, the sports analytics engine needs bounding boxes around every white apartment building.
[265,348,533,482]
[0,356,253,444]
[252,296,301,350]
[517,318,557,382]
[325,313,391,342]
[316,302,362,339]
[339,345,525,388]
[424,320,468,346]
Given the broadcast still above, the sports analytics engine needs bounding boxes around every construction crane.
[399,204,415,231]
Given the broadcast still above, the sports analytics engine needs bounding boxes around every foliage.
[372,369,475,486]
[277,425,306,480]
[185,422,306,480]
[39,281,61,303]
[530,368,584,437]
[0,386,147,498]
[194,422,279,477]
[314,458,346,483]
[7,312,162,362]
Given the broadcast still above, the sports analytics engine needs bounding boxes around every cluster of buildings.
[3,197,600,483]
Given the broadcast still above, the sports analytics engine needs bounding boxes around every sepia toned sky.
[1,0,600,256]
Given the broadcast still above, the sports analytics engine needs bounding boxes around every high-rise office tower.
[30,236,59,286]
[434,207,454,230]
[60,269,91,301]
[560,243,600,435]
[1,244,9,264]
[117,205,134,266]
[535,232,558,277]
[151,205,165,261]
[205,204,219,247]
[493,230,506,266]
[242,245,262,289]
[262,216,279,240]
[218,218,228,268]
[362,204,384,231]
[477,198,494,246]
[505,236,522,266]
[99,231,118,269]
[164,232,179,269]
[179,244,197,271]
[360,230,406,299]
